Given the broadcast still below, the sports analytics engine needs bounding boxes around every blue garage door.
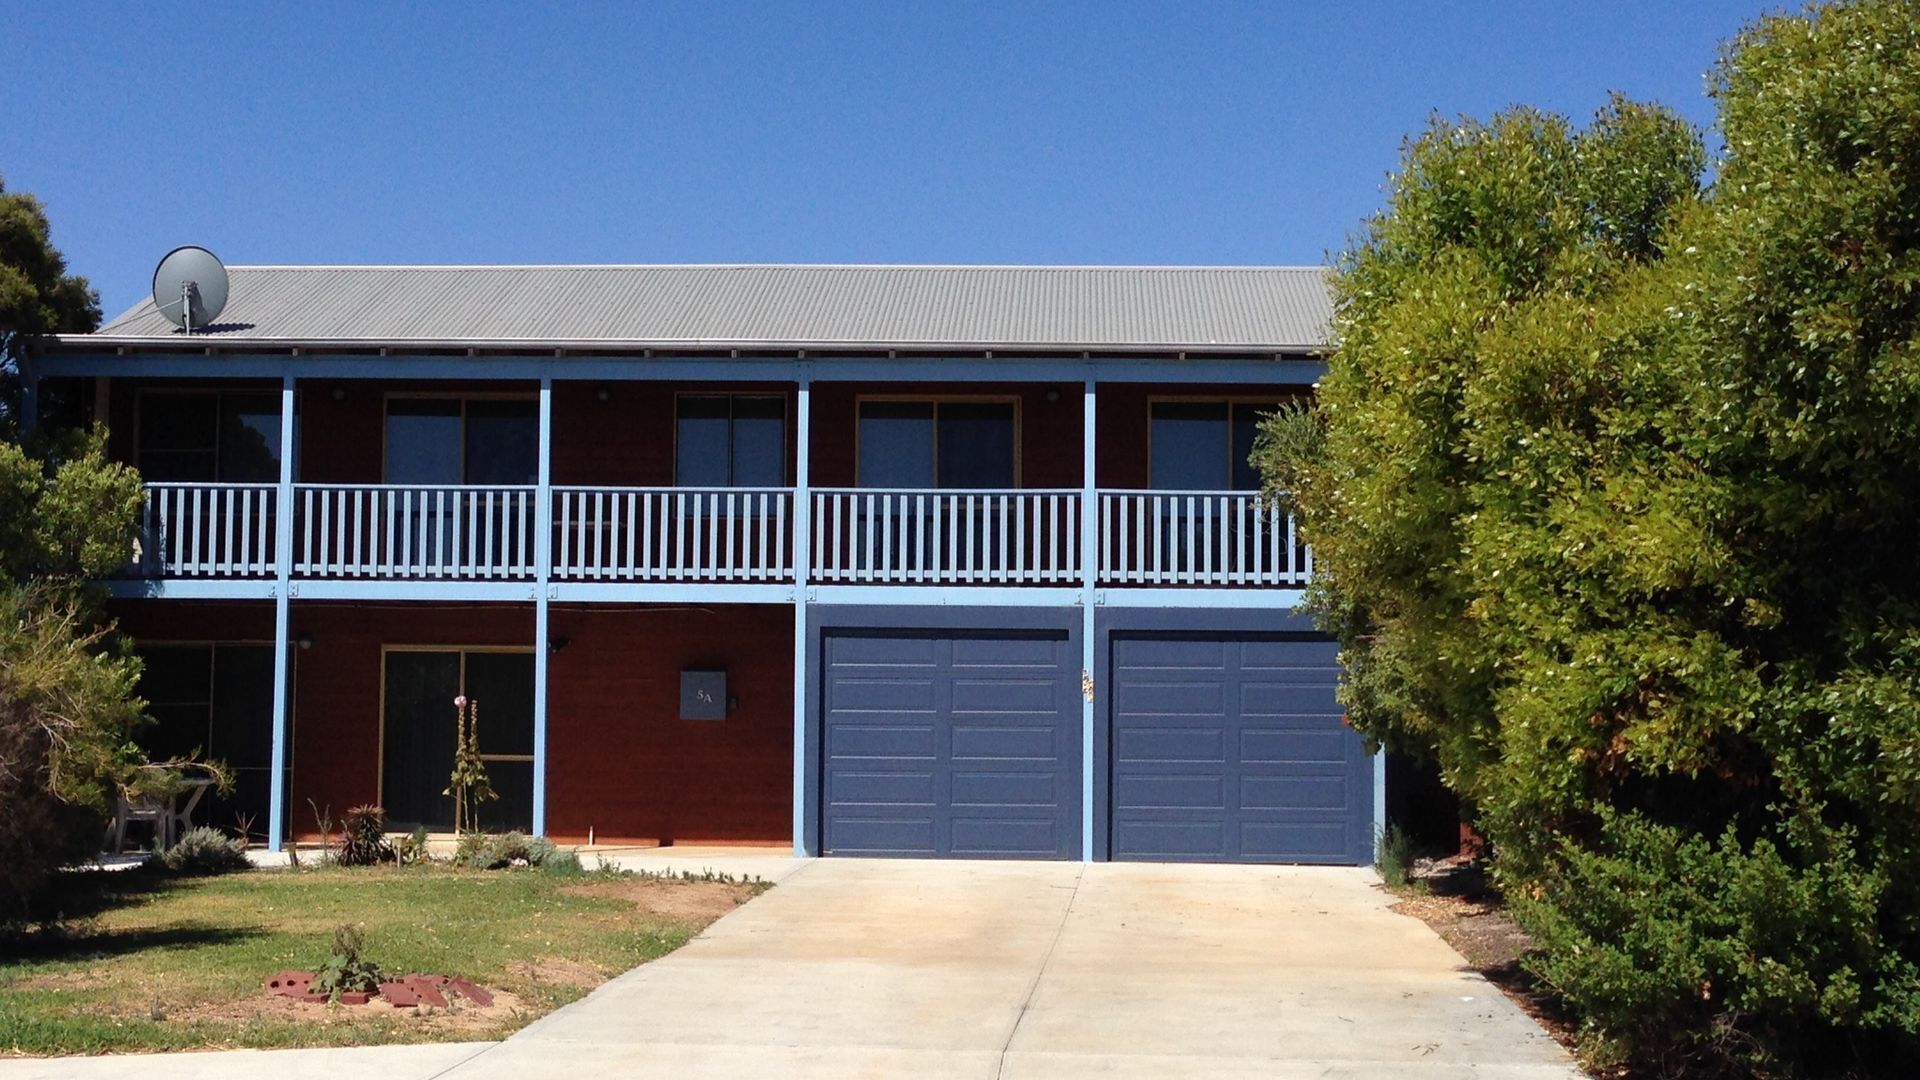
[1110,635,1370,864]
[822,631,1079,858]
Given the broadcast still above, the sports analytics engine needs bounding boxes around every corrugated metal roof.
[77,264,1332,351]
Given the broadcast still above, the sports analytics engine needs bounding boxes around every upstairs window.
[1148,401,1270,491]
[675,395,787,487]
[384,397,538,485]
[137,391,284,482]
[857,400,1016,488]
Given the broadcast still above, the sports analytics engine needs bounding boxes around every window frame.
[380,391,540,485]
[133,387,289,483]
[852,394,1024,489]
[1144,395,1288,492]
[375,644,537,813]
[671,391,791,488]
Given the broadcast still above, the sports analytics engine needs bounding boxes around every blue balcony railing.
[810,488,1082,585]
[121,483,1310,590]
[553,486,793,582]
[1097,490,1310,587]
[295,484,538,580]
[131,482,279,579]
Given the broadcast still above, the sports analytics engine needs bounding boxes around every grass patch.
[1,862,765,1056]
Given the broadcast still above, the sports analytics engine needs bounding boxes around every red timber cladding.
[544,604,793,844]
[108,600,792,844]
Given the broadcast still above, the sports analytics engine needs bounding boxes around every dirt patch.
[559,877,758,922]
[11,970,108,993]
[1389,858,1587,1072]
[506,954,605,991]
[167,985,530,1039]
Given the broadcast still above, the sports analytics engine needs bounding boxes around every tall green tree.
[1,172,101,437]
[1260,1,1920,1073]
[0,172,146,913]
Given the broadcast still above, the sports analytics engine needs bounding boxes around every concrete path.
[2,855,1580,1079]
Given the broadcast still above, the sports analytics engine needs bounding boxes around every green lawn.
[1,863,760,1056]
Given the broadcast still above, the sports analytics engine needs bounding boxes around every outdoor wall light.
[548,635,571,653]
[329,388,346,401]
[1045,386,1061,403]
[295,632,314,650]
[596,388,611,402]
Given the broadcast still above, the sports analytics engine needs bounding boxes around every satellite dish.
[151,245,230,333]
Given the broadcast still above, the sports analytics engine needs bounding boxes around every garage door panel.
[831,770,936,806]
[830,677,938,712]
[831,817,936,854]
[952,817,1059,855]
[829,635,940,666]
[1240,639,1342,668]
[1111,635,1370,865]
[951,637,1062,668]
[950,770,1062,807]
[1241,775,1348,812]
[950,724,1059,760]
[828,724,936,758]
[1239,728,1348,764]
[1114,680,1228,715]
[1114,638,1229,669]
[1241,821,1349,860]
[1113,820,1229,859]
[824,630,1077,860]
[1116,773,1226,810]
[1116,726,1225,763]
[950,677,1060,713]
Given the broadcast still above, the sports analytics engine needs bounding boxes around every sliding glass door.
[381,649,534,832]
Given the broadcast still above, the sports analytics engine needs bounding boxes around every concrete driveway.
[455,857,1578,1079]
[1,856,1579,1080]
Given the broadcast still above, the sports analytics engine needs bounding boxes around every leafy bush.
[310,923,382,1000]
[450,830,570,870]
[336,805,393,867]
[151,826,250,876]
[1262,2,1920,1073]
[392,825,431,866]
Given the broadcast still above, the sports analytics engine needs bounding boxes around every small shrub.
[1375,824,1415,889]
[392,825,431,866]
[538,848,584,876]
[310,923,383,1000]
[336,805,393,867]
[450,831,575,870]
[151,826,250,876]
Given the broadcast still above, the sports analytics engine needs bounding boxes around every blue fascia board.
[810,585,1083,608]
[37,351,1324,386]
[288,579,538,602]
[106,578,277,600]
[1098,587,1307,609]
[552,581,794,604]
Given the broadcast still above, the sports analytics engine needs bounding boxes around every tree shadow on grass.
[4,921,264,965]
[3,865,257,960]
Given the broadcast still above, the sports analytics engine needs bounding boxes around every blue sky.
[4,1,1767,317]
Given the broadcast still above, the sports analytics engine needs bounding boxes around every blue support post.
[1080,375,1098,861]
[267,377,295,851]
[1372,749,1387,863]
[532,377,553,836]
[791,368,812,855]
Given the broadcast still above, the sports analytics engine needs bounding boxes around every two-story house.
[27,264,1375,864]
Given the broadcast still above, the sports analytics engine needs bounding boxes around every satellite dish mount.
[151,245,230,334]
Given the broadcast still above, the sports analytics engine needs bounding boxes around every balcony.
[119,483,1309,597]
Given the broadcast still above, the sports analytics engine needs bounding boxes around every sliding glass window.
[675,395,786,486]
